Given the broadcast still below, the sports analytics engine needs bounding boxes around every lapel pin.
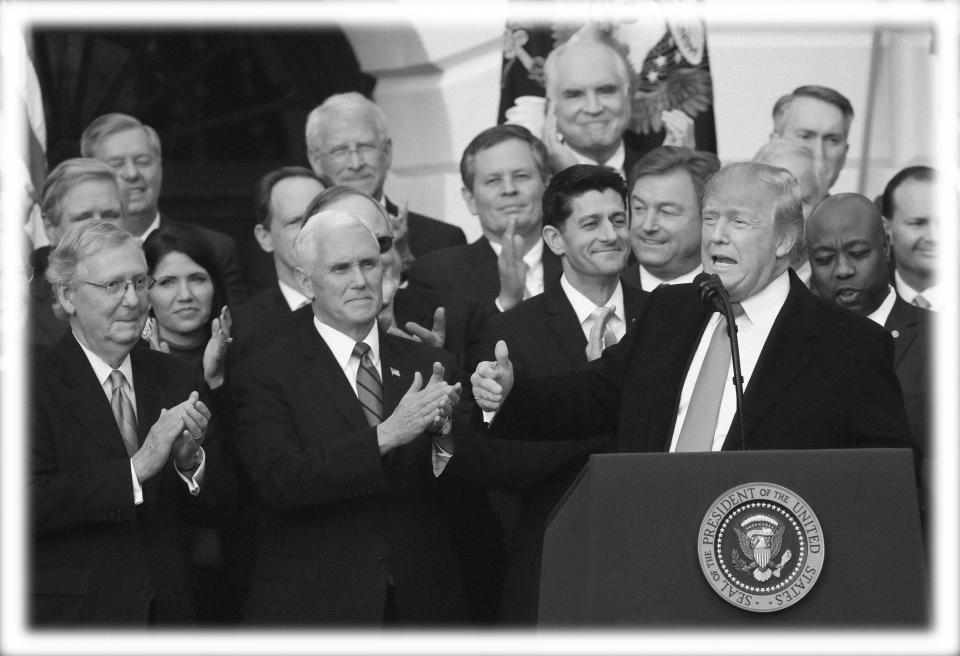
[390,367,400,377]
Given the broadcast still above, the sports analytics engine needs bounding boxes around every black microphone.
[691,272,747,451]
[693,272,726,314]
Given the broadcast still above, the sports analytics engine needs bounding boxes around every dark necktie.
[109,370,139,456]
[353,342,384,426]
[675,305,745,452]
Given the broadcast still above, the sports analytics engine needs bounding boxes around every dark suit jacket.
[481,279,646,623]
[231,313,469,625]
[161,215,247,306]
[384,197,467,258]
[885,297,931,460]
[31,335,210,626]
[493,270,913,456]
[28,246,68,352]
[229,283,298,367]
[406,236,563,315]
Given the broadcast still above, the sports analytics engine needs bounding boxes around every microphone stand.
[714,283,747,452]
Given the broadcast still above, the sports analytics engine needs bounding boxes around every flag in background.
[498,0,717,154]
[20,31,49,249]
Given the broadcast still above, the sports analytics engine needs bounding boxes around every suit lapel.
[130,345,167,447]
[55,336,132,458]
[721,275,817,449]
[542,245,563,287]
[466,237,501,303]
[378,331,418,414]
[297,319,369,431]
[542,284,589,367]
[885,297,920,369]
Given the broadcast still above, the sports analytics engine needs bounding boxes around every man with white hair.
[231,208,470,625]
[305,92,466,259]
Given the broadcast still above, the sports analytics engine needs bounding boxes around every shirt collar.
[313,317,380,371]
[73,332,134,388]
[572,141,626,178]
[894,269,940,308]
[738,269,791,331]
[135,212,162,243]
[560,274,625,325]
[278,280,310,311]
[639,263,703,289]
[866,286,898,326]
[487,237,543,267]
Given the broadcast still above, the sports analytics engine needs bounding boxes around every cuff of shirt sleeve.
[175,448,205,495]
[129,459,143,505]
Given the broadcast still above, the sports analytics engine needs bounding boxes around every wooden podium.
[538,449,926,627]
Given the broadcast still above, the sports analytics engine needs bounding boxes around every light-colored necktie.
[587,306,620,349]
[675,305,745,452]
[912,294,931,310]
[353,342,384,426]
[109,370,139,456]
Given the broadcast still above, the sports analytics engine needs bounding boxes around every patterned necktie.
[675,305,745,452]
[352,342,384,426]
[912,294,932,310]
[109,370,139,456]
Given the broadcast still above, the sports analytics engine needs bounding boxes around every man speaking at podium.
[473,162,913,455]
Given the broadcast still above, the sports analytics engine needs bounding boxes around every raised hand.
[132,392,210,482]
[172,392,211,470]
[496,219,528,311]
[661,109,695,148]
[585,306,618,362]
[542,97,579,172]
[376,366,458,454]
[202,305,232,389]
[470,340,514,413]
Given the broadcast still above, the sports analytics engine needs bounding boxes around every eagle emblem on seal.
[732,514,793,582]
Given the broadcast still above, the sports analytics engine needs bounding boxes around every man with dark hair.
[623,145,720,289]
[230,167,328,363]
[479,164,645,623]
[881,166,939,310]
[770,85,854,192]
[305,92,466,261]
[81,113,247,305]
[474,163,911,465]
[32,220,211,625]
[806,193,930,468]
[407,124,562,314]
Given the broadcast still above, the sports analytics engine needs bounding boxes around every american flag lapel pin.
[390,367,400,377]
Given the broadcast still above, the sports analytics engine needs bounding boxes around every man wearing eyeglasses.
[305,92,466,261]
[31,220,213,626]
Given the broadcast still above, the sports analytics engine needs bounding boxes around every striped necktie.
[109,370,139,456]
[353,342,384,426]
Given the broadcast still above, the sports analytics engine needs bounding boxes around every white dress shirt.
[278,279,311,311]
[572,141,627,180]
[560,274,627,344]
[638,263,703,290]
[894,270,940,311]
[866,286,898,327]
[133,212,162,243]
[489,238,545,311]
[668,270,791,452]
[74,334,205,503]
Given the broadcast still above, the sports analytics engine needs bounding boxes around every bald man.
[806,193,930,469]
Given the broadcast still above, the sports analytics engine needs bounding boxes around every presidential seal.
[697,482,824,613]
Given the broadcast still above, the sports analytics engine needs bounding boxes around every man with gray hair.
[81,113,246,304]
[769,85,854,192]
[304,92,466,259]
[231,208,470,624]
[474,162,912,458]
[30,157,126,351]
[32,220,211,625]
